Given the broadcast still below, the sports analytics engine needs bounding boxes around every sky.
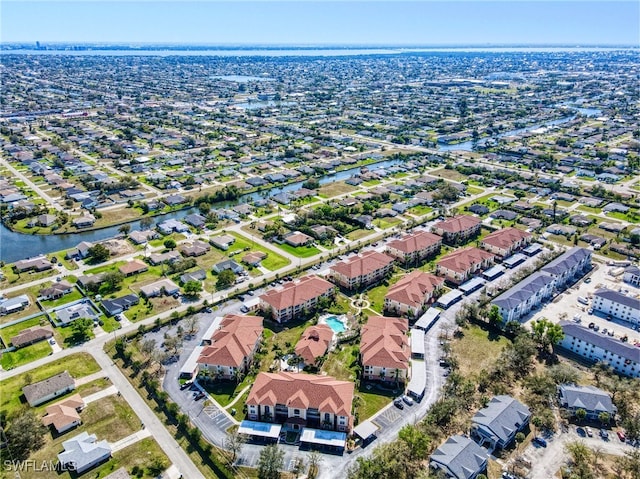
[1,1,638,46]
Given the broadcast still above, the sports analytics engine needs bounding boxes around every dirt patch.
[102,238,136,256]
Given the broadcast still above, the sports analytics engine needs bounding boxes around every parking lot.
[525,260,640,345]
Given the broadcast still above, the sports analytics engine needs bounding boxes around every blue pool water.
[325,316,346,333]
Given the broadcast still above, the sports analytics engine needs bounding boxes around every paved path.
[75,370,108,387]
[110,428,152,453]
[0,157,63,211]
[223,383,251,410]
[83,384,118,404]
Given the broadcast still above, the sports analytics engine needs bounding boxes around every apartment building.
[361,316,410,383]
[197,315,264,380]
[559,321,639,378]
[592,289,640,326]
[384,271,445,318]
[386,230,442,264]
[259,275,335,322]
[246,372,354,432]
[480,227,532,259]
[329,251,395,290]
[432,215,481,245]
[436,247,496,284]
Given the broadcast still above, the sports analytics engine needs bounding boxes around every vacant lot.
[450,324,510,378]
[227,231,290,271]
[317,181,357,198]
[276,242,321,258]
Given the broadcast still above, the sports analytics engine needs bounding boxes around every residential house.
[436,247,496,285]
[23,371,75,406]
[386,231,442,264]
[76,273,104,290]
[42,394,85,434]
[242,251,267,266]
[329,251,395,290]
[480,228,532,259]
[56,302,100,326]
[157,219,189,235]
[184,213,206,229]
[546,224,577,237]
[432,215,481,245]
[13,255,53,272]
[246,372,354,432]
[557,384,617,421]
[212,260,243,274]
[128,230,159,245]
[37,214,57,227]
[259,275,335,323]
[101,294,140,317]
[58,432,112,474]
[471,396,531,450]
[148,250,181,265]
[11,326,54,348]
[284,231,313,247]
[197,315,264,380]
[0,294,30,315]
[309,225,339,240]
[39,281,74,300]
[430,435,489,479]
[66,241,93,260]
[592,289,639,326]
[118,259,148,277]
[210,234,236,251]
[294,324,334,367]
[559,321,639,378]
[603,202,629,213]
[180,240,210,257]
[360,316,410,383]
[139,279,180,298]
[180,269,207,284]
[72,214,96,228]
[384,271,445,318]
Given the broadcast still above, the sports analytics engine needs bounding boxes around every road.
[0,157,64,211]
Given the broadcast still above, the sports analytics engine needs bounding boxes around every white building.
[622,265,640,287]
[559,321,639,378]
[592,289,640,326]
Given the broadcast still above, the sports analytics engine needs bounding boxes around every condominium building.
[360,316,410,383]
[259,275,335,322]
[329,251,395,290]
[386,230,442,264]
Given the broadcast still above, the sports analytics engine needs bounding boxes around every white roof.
[407,359,426,398]
[353,420,379,440]
[414,308,441,330]
[411,329,426,356]
[300,428,346,447]
[180,345,204,376]
[238,420,282,439]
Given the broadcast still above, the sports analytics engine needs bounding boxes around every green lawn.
[0,315,48,346]
[39,288,84,309]
[202,376,253,407]
[606,210,640,224]
[322,343,360,382]
[0,340,52,370]
[408,205,434,216]
[101,315,122,333]
[373,217,403,230]
[357,384,395,421]
[0,352,100,416]
[276,242,321,258]
[345,229,371,241]
[362,179,381,187]
[365,283,389,314]
[227,231,291,271]
[466,186,484,195]
[317,182,356,198]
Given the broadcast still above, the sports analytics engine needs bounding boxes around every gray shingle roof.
[558,384,616,415]
[22,371,75,405]
[58,432,111,473]
[594,289,640,310]
[540,247,590,276]
[472,395,530,445]
[430,435,488,479]
[560,321,640,363]
[492,271,551,310]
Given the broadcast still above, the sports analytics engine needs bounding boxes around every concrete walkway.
[110,428,152,453]
[224,384,251,410]
[83,385,118,404]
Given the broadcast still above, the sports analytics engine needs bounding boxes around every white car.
[49,338,56,345]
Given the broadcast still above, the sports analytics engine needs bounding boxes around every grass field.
[345,229,371,241]
[39,288,84,309]
[430,168,468,181]
[0,266,57,288]
[0,340,52,370]
[408,205,434,216]
[202,376,253,407]
[276,242,321,258]
[317,181,356,198]
[322,343,360,382]
[450,324,510,378]
[0,352,100,416]
[227,231,290,271]
[357,384,395,421]
[373,217,403,230]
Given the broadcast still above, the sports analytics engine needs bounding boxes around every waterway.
[0,105,602,263]
[0,159,400,263]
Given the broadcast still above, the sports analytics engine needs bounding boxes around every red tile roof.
[387,231,442,254]
[361,316,409,370]
[197,315,263,368]
[294,324,333,364]
[330,251,394,279]
[118,259,148,275]
[437,247,495,274]
[433,215,481,234]
[385,271,444,308]
[481,227,531,249]
[259,276,334,311]
[247,372,354,417]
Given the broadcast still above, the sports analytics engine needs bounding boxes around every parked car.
[402,395,414,406]
[588,322,595,329]
[393,398,404,410]
[586,427,593,437]
[180,380,193,390]
[607,330,615,337]
[194,392,205,401]
[588,308,593,314]
[594,325,600,332]
[617,430,626,442]
[240,306,249,313]
[600,429,609,440]
[533,436,547,447]
[49,338,56,345]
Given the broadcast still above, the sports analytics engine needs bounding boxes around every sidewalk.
[84,385,118,404]
[110,428,152,453]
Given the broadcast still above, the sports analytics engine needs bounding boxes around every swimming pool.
[325,316,346,333]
